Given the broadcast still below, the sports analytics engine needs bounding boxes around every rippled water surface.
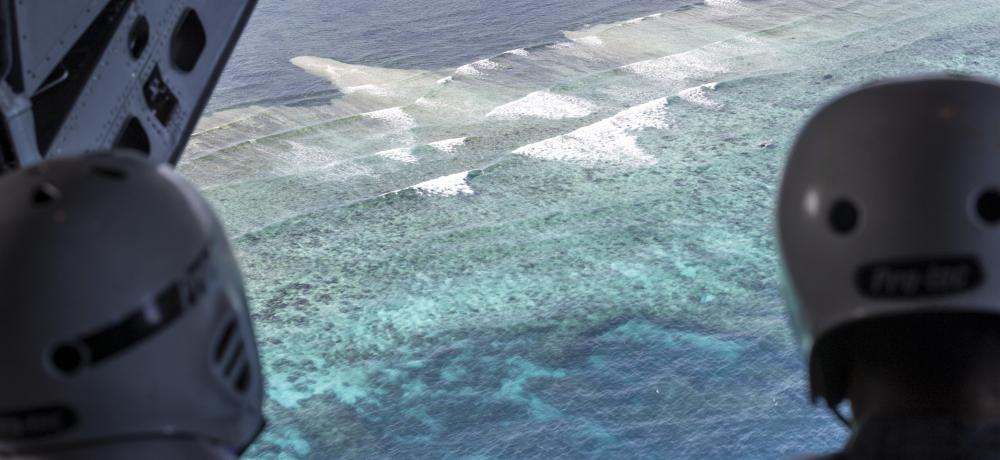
[182,0,1000,458]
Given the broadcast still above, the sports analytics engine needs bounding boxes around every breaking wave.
[182,0,983,237]
[513,97,669,166]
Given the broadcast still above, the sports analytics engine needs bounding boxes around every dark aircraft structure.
[0,0,255,169]
[0,1,261,459]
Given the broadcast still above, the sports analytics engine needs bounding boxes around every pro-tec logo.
[857,257,982,298]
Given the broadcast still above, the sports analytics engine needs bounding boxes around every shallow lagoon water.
[181,0,1000,458]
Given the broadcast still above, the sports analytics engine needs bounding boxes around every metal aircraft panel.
[0,0,257,173]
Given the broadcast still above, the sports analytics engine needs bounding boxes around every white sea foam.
[412,171,474,196]
[573,36,605,46]
[362,107,417,130]
[623,46,730,82]
[513,97,669,166]
[487,91,597,120]
[476,59,501,70]
[437,76,453,85]
[455,59,501,76]
[428,137,467,153]
[704,0,752,13]
[342,84,390,96]
[291,56,438,90]
[414,97,446,108]
[630,34,767,81]
[284,140,334,167]
[455,65,478,76]
[678,82,722,109]
[376,147,417,163]
[504,48,530,57]
[705,0,744,6]
[565,11,662,42]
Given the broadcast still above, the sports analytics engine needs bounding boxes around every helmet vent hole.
[51,344,83,374]
[977,190,1000,224]
[32,183,61,205]
[224,343,245,376]
[212,298,253,394]
[235,363,251,393]
[829,199,859,234]
[214,318,238,362]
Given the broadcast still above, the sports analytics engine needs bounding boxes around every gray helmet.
[0,152,264,458]
[777,75,1000,405]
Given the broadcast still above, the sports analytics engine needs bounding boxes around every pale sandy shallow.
[180,1,1000,458]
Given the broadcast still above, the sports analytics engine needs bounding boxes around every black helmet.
[0,152,263,457]
[777,75,1000,406]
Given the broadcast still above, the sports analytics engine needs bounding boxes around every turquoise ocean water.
[181,0,1000,458]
